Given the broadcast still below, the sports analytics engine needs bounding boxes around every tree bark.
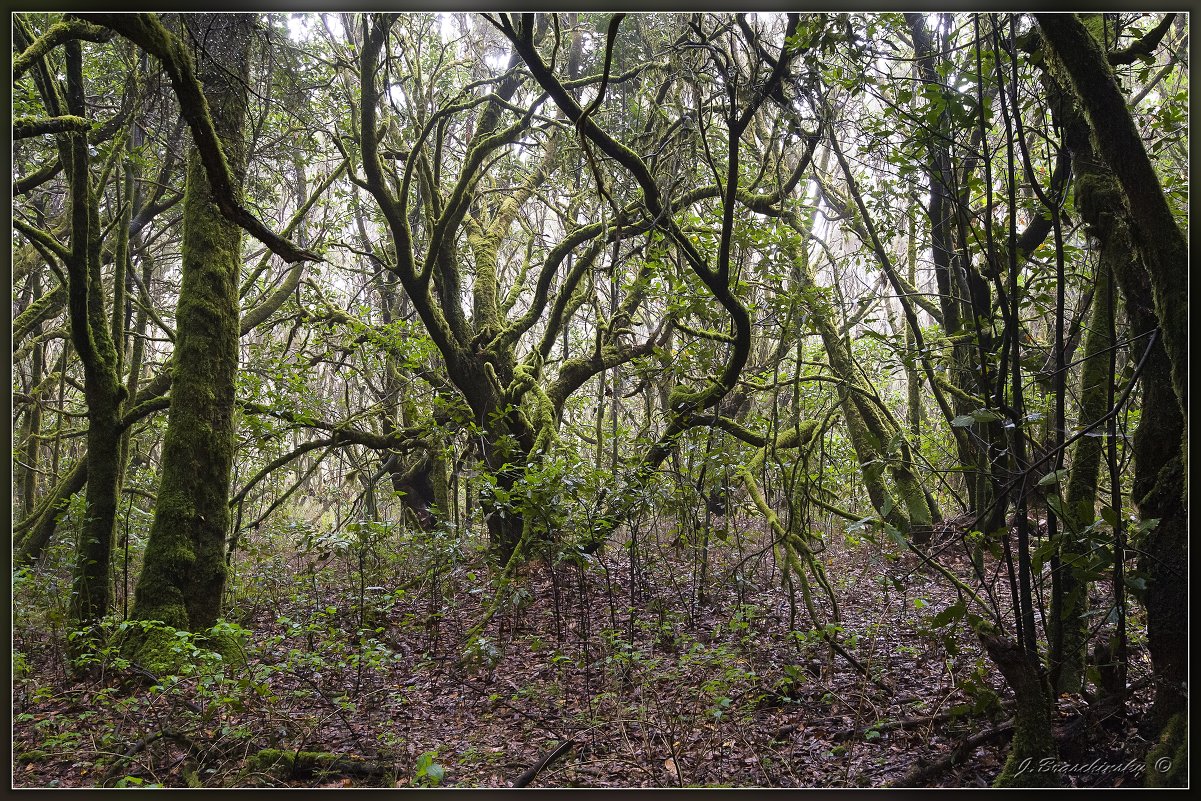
[1035,21,1187,740]
[60,39,125,630]
[131,13,254,631]
[1050,260,1112,694]
[982,634,1058,787]
[1036,14,1187,421]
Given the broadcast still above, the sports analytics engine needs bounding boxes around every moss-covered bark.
[12,17,114,80]
[1036,14,1187,421]
[1133,409,1186,731]
[58,39,125,630]
[903,211,925,440]
[132,14,253,632]
[73,367,122,627]
[13,282,66,345]
[1145,712,1187,787]
[1036,26,1187,736]
[1051,260,1113,693]
[16,273,46,518]
[906,13,997,517]
[983,634,1059,787]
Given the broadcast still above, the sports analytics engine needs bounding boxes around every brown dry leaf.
[664,757,680,783]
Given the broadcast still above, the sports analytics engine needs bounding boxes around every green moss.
[126,622,190,677]
[129,531,194,630]
[893,466,934,534]
[250,748,301,776]
[200,621,250,667]
[774,421,818,450]
[16,750,51,763]
[993,709,1058,787]
[667,383,710,413]
[182,766,203,788]
[1145,712,1186,787]
[1052,261,1114,694]
[985,635,1058,787]
[131,15,253,633]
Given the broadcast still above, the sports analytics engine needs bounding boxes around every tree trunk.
[131,14,253,632]
[1035,23,1187,738]
[1036,14,1187,419]
[982,634,1058,787]
[60,39,125,630]
[783,208,936,541]
[1051,260,1113,693]
[17,272,45,518]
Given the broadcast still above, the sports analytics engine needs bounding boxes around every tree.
[1034,13,1187,780]
[124,14,256,633]
[11,16,137,631]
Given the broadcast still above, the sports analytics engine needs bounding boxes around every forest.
[9,11,1189,788]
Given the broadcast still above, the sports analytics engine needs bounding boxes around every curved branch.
[12,16,115,80]
[547,322,668,414]
[1107,13,1176,65]
[230,437,336,507]
[13,160,64,195]
[239,400,428,452]
[77,12,322,264]
[13,284,65,346]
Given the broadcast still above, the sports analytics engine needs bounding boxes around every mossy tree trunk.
[1036,14,1188,420]
[131,14,254,631]
[16,270,46,519]
[60,40,126,630]
[903,210,925,440]
[1050,259,1113,694]
[1035,21,1187,740]
[355,17,537,565]
[905,13,991,516]
[792,216,938,541]
[983,634,1059,787]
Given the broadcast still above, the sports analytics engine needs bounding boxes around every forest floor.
[12,515,1156,788]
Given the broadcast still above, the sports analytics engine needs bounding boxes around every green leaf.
[1037,469,1067,488]
[929,600,966,628]
[970,408,1003,423]
[951,414,976,428]
[1045,494,1065,519]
